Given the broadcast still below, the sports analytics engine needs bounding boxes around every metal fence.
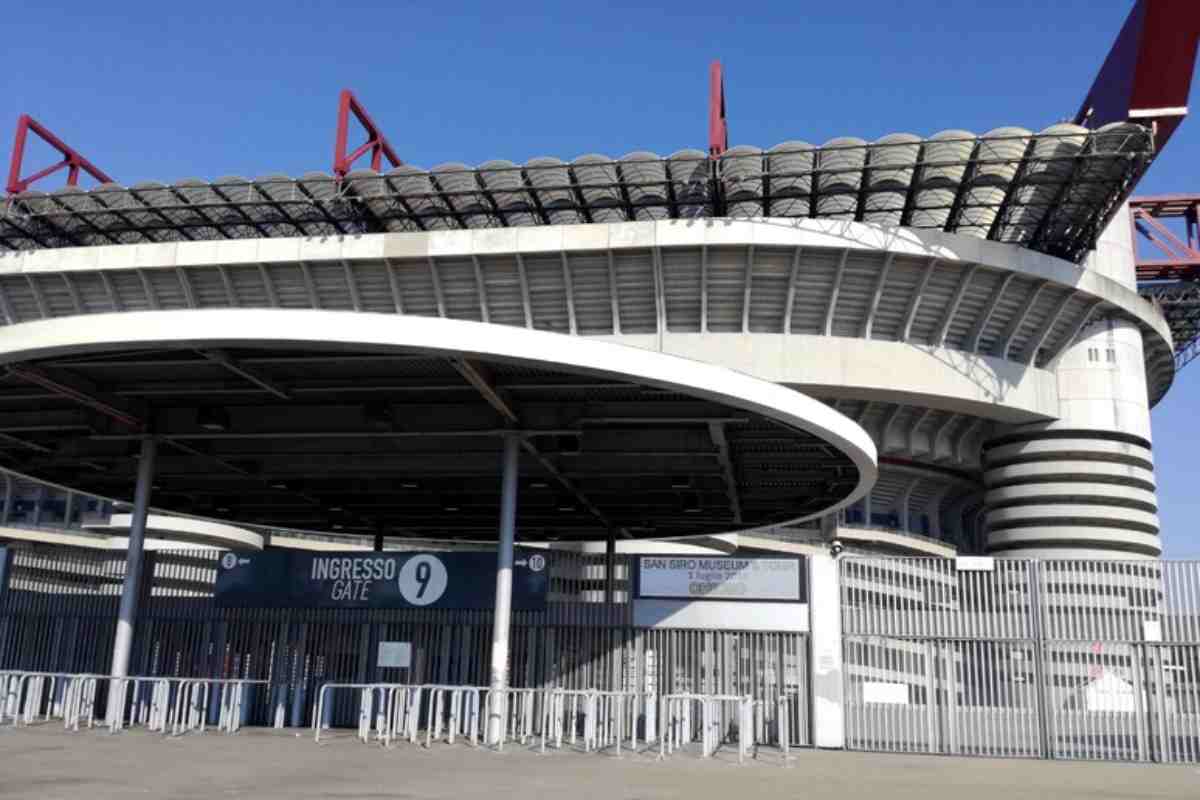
[0,545,808,747]
[841,557,1200,763]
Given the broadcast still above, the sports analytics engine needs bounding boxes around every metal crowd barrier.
[658,693,754,763]
[0,671,264,736]
[313,682,653,755]
[106,676,266,735]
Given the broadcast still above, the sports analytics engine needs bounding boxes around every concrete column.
[486,432,520,745]
[809,553,844,748]
[109,437,157,679]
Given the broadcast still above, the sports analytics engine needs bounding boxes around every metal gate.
[841,557,1200,763]
[0,544,809,744]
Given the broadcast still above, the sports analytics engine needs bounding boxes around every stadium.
[0,0,1198,766]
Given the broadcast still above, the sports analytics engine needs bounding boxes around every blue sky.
[3,1,1198,554]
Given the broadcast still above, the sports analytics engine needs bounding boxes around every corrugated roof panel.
[662,247,702,331]
[705,247,748,332]
[435,257,484,322]
[748,247,792,333]
[566,251,615,335]
[479,255,526,327]
[523,253,570,333]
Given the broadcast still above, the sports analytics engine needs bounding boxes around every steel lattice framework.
[0,127,1154,265]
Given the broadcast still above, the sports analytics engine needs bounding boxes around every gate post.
[0,547,11,669]
[1028,561,1053,759]
[809,553,844,748]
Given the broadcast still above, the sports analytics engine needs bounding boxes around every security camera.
[829,539,845,558]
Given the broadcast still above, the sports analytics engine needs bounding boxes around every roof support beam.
[897,476,921,532]
[708,421,743,524]
[216,266,238,307]
[935,264,979,346]
[61,274,83,315]
[968,273,1015,352]
[298,262,319,309]
[880,405,905,453]
[1000,280,1048,360]
[1045,299,1104,367]
[700,245,709,333]
[25,275,48,319]
[176,267,197,308]
[862,253,893,340]
[783,247,802,334]
[907,407,934,456]
[901,258,937,342]
[7,363,146,430]
[514,253,532,328]
[341,261,362,311]
[930,414,960,462]
[384,259,405,314]
[1023,292,1076,365]
[741,245,755,333]
[98,272,121,312]
[607,250,621,335]
[198,349,292,400]
[257,264,279,308]
[955,419,984,465]
[824,250,849,336]
[449,359,519,425]
[447,355,626,537]
[561,252,577,335]
[519,441,624,535]
[137,270,158,309]
[470,255,489,323]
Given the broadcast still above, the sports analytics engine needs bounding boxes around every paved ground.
[0,727,1198,799]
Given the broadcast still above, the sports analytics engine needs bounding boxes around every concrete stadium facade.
[0,208,1169,558]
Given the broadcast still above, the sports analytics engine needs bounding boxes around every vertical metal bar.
[486,432,520,746]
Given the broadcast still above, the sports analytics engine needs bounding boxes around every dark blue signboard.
[214,549,548,610]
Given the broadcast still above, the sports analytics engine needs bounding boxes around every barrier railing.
[310,682,781,762]
[658,693,753,763]
[0,671,264,736]
[315,683,488,747]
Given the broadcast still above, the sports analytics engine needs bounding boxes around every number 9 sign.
[398,555,448,606]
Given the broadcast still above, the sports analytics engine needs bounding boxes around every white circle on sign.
[221,553,237,570]
[397,555,448,606]
[528,554,546,572]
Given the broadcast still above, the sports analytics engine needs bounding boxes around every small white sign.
[863,682,909,705]
[639,557,801,601]
[1143,618,1163,643]
[956,556,995,572]
[378,641,412,669]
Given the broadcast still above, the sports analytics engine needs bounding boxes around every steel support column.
[108,437,157,683]
[486,432,520,745]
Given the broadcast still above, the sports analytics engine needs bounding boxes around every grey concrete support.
[109,437,157,681]
[809,553,845,748]
[486,432,520,745]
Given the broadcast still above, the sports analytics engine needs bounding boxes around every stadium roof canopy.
[0,124,1154,265]
[0,310,876,541]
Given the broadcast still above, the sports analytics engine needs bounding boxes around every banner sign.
[214,549,548,610]
[635,555,804,602]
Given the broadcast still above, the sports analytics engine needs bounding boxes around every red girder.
[6,114,113,195]
[1075,0,1200,150]
[708,60,728,159]
[1131,195,1200,280]
[333,89,402,178]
